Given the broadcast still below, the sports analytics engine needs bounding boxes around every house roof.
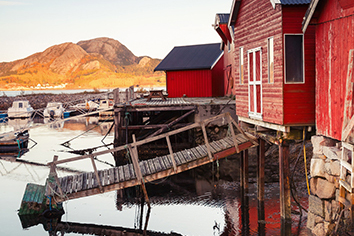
[215,13,230,24]
[280,0,311,4]
[154,43,223,71]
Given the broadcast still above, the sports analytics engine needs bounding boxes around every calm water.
[0,117,310,236]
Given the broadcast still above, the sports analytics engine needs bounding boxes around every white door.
[248,47,262,120]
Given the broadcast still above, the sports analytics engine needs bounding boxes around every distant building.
[154,43,224,98]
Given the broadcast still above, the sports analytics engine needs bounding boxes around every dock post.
[279,140,291,221]
[257,138,265,235]
[240,150,249,234]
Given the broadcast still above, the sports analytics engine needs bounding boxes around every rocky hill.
[0,37,164,90]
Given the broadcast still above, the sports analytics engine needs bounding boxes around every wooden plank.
[196,145,208,157]
[209,142,220,153]
[66,176,73,194]
[82,173,88,190]
[161,155,173,168]
[166,136,177,171]
[212,140,224,152]
[153,158,162,172]
[147,159,156,174]
[189,147,202,159]
[279,141,291,220]
[87,172,93,189]
[118,166,125,182]
[77,173,83,192]
[201,123,213,160]
[114,168,119,183]
[123,165,131,180]
[60,176,68,194]
[72,175,78,193]
[157,156,167,170]
[182,149,195,161]
[143,161,152,175]
[176,151,187,164]
[128,164,136,179]
[90,156,102,192]
[104,169,110,186]
[109,168,114,185]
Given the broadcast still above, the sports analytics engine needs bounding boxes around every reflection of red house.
[214,13,235,96]
[302,0,354,141]
[229,0,315,132]
[154,43,224,98]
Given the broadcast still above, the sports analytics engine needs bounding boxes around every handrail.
[48,112,252,166]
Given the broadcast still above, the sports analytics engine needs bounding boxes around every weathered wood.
[279,140,291,221]
[123,165,131,181]
[157,156,167,171]
[77,174,83,192]
[90,156,103,192]
[118,166,125,182]
[161,155,173,169]
[189,147,202,159]
[257,138,265,222]
[166,136,177,171]
[176,151,187,164]
[82,173,88,190]
[114,168,119,183]
[147,159,156,174]
[228,119,240,153]
[109,168,114,185]
[342,49,354,141]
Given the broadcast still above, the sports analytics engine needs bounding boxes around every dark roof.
[280,0,311,4]
[154,43,223,71]
[216,14,230,24]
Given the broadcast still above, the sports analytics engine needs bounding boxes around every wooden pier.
[45,113,257,203]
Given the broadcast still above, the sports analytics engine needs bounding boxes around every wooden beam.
[201,123,213,160]
[147,109,195,138]
[257,138,265,222]
[279,140,291,221]
[342,49,354,141]
[238,116,291,133]
[90,155,103,193]
[166,136,177,172]
[228,117,240,153]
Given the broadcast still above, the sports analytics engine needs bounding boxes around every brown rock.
[312,223,325,236]
[316,178,336,199]
[309,195,325,217]
[324,200,332,222]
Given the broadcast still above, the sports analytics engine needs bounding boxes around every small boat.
[0,130,29,153]
[70,100,99,111]
[98,99,114,120]
[7,101,34,118]
[43,102,65,118]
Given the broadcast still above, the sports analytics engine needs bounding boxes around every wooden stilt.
[279,140,291,221]
[257,138,265,218]
[240,150,250,235]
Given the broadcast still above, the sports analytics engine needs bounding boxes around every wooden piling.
[257,138,265,215]
[240,150,249,234]
[279,140,291,221]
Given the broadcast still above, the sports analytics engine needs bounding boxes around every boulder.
[316,178,336,199]
[311,158,326,178]
[324,200,332,222]
[312,223,325,236]
[312,136,336,155]
[309,195,325,217]
[324,160,340,176]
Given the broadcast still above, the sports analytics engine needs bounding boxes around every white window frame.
[284,34,305,84]
[247,47,263,120]
[268,37,274,84]
[239,47,244,84]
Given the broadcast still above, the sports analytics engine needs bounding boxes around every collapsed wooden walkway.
[45,113,258,203]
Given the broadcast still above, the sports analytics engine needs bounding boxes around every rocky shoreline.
[0,92,106,111]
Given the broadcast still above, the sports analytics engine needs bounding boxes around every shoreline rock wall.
[308,135,352,235]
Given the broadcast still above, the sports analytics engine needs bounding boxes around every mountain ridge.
[0,37,164,90]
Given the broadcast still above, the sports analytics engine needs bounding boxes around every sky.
[0,0,232,62]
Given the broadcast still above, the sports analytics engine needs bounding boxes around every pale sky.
[0,0,232,62]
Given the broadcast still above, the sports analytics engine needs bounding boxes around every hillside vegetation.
[0,37,165,90]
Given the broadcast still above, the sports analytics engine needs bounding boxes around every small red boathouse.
[154,43,224,98]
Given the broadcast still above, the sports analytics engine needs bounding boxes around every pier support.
[257,138,265,235]
[240,150,249,234]
[279,140,291,221]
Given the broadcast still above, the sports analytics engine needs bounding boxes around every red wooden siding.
[314,0,354,140]
[223,47,235,96]
[282,6,316,125]
[234,0,284,125]
[212,54,225,97]
[166,70,212,98]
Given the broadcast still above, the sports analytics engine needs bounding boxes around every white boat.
[7,101,34,118]
[98,99,114,120]
[71,100,99,111]
[43,102,65,118]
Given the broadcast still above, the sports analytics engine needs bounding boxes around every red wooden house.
[154,43,224,98]
[302,0,354,142]
[230,0,315,132]
[214,13,235,96]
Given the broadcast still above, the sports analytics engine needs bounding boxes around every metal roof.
[154,43,223,71]
[280,0,311,4]
[216,14,230,24]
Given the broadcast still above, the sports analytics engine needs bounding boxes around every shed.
[214,13,235,96]
[302,0,354,142]
[230,0,315,132]
[154,43,224,98]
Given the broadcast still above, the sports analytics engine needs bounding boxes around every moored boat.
[0,130,29,153]
[7,101,34,118]
[43,102,65,118]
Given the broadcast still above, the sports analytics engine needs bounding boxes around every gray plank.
[66,176,73,194]
[147,159,156,174]
[118,166,125,182]
[182,149,194,161]
[87,172,93,189]
[114,168,119,183]
[219,139,231,149]
[173,153,182,165]
[82,173,88,190]
[123,165,131,180]
[92,172,98,188]
[72,175,78,193]
[223,137,235,146]
[61,176,68,194]
[139,162,146,176]
[210,142,222,153]
[196,145,207,157]
[77,173,83,192]
[157,156,167,170]
[153,158,162,172]
[162,155,173,168]
[109,168,115,185]
[104,169,109,186]
[189,147,202,159]
[143,161,151,175]
[128,164,136,179]
[177,151,187,164]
